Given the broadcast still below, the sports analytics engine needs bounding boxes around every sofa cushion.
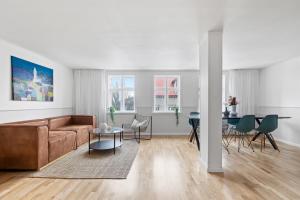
[63,132,77,154]
[48,116,72,130]
[48,134,65,162]
[54,125,92,147]
[48,131,76,162]
[75,128,90,147]
[54,125,93,132]
[49,130,75,138]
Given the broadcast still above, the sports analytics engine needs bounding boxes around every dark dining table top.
[188,113,291,120]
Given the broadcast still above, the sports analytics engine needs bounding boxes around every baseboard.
[207,167,224,173]
[200,157,223,173]
[274,137,300,148]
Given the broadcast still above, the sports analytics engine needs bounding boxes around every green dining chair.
[222,120,230,153]
[253,115,279,151]
[188,112,200,143]
[228,118,240,126]
[223,118,240,151]
[232,115,255,152]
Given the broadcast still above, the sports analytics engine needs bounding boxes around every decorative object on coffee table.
[99,122,108,131]
[89,127,123,154]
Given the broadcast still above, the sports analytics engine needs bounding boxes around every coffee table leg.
[114,133,116,154]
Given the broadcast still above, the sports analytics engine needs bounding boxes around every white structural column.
[199,31,223,172]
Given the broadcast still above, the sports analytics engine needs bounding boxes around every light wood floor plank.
[0,136,300,200]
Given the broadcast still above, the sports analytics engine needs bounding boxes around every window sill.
[152,111,181,114]
[107,111,137,115]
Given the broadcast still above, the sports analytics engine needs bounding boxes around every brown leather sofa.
[0,115,96,170]
[48,115,95,148]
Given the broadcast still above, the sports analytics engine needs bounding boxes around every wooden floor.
[1,136,300,200]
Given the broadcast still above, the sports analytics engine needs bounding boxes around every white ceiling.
[223,0,300,69]
[0,0,299,70]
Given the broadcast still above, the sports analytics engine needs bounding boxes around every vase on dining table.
[230,105,238,116]
[223,107,230,117]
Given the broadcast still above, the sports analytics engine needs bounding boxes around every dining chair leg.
[238,132,242,152]
[248,132,259,149]
[222,129,230,154]
[269,133,280,152]
[225,128,234,148]
[188,129,193,141]
[226,129,235,148]
[245,134,255,152]
[234,130,237,142]
[190,130,195,143]
[242,135,245,147]
[223,141,230,154]
[190,130,194,143]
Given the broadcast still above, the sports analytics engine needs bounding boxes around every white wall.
[106,70,199,135]
[258,56,300,147]
[0,39,73,123]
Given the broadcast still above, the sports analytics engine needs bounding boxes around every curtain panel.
[225,69,259,115]
[73,69,107,126]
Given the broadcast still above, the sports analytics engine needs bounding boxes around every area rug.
[29,140,139,179]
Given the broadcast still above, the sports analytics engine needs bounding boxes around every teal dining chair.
[188,112,200,145]
[253,115,279,152]
[223,118,240,151]
[231,115,255,152]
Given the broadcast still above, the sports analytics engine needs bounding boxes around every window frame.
[108,75,136,113]
[153,75,181,113]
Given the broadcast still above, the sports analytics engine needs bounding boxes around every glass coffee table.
[89,127,123,154]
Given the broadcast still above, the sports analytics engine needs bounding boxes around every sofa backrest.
[48,116,72,130]
[71,115,95,127]
[5,119,49,126]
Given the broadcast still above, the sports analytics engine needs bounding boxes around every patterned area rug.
[29,140,139,179]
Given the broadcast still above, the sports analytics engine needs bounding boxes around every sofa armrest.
[0,125,49,170]
[71,115,96,128]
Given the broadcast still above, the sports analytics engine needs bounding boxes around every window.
[153,75,180,112]
[108,75,135,112]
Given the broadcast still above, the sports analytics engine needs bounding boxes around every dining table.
[188,113,291,151]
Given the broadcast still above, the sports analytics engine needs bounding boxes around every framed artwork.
[11,56,54,101]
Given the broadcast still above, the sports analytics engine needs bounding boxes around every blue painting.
[11,56,54,101]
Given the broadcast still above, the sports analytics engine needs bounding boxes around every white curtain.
[226,69,259,115]
[73,69,106,126]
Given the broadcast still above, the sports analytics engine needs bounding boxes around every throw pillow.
[138,120,148,128]
[130,119,140,129]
